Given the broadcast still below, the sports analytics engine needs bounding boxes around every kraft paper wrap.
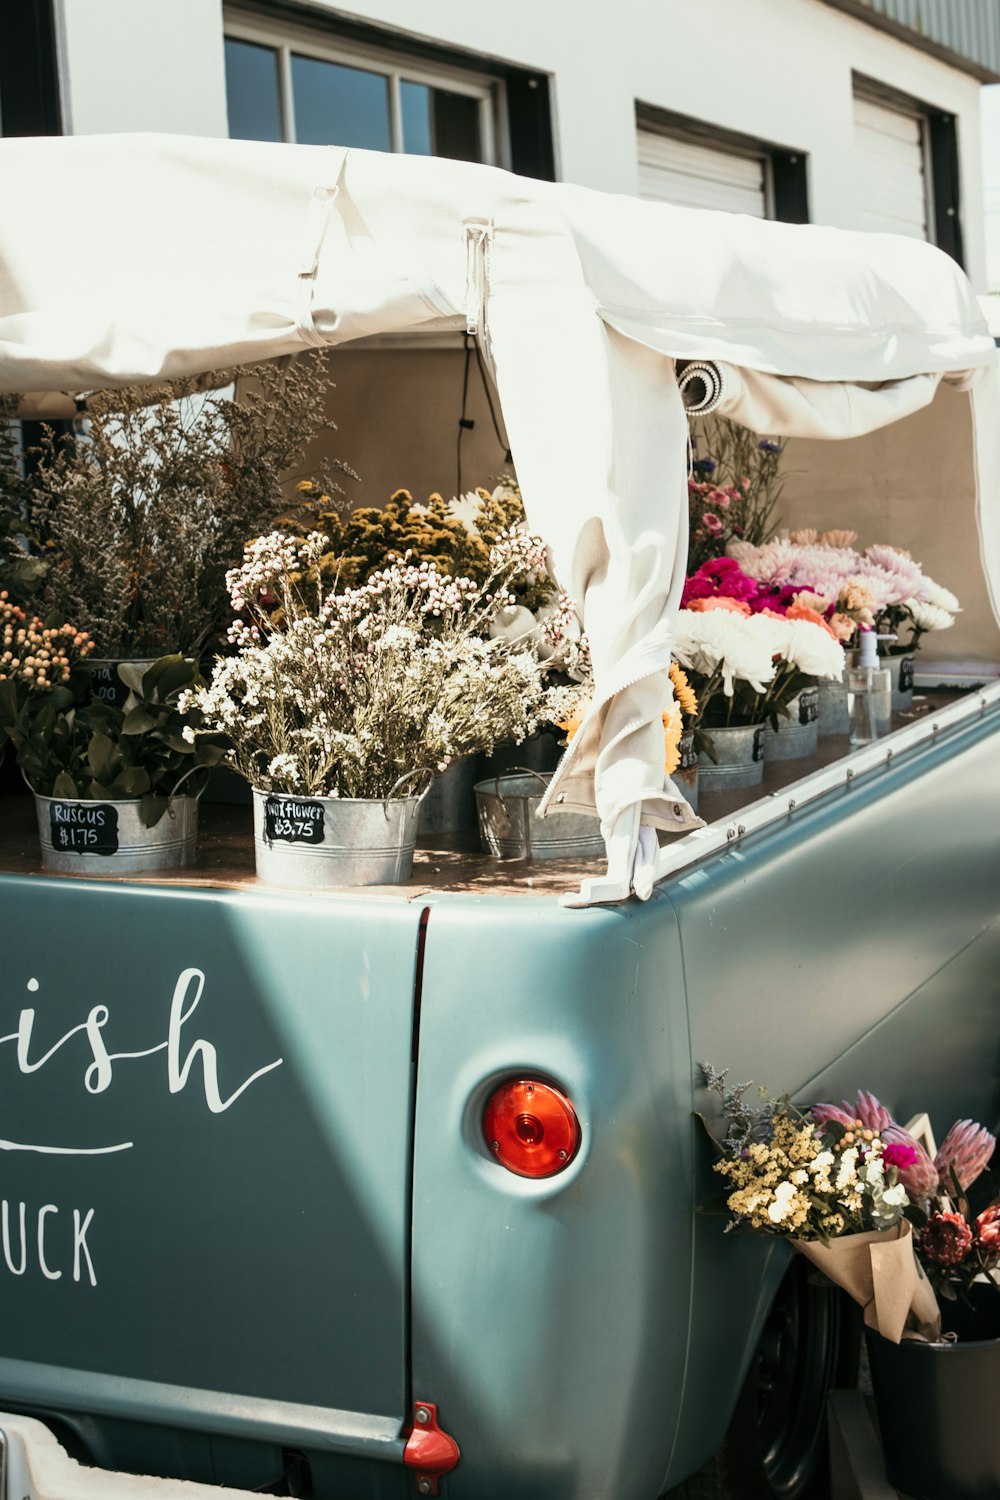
[795,1219,941,1344]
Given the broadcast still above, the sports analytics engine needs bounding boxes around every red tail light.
[483,1077,580,1178]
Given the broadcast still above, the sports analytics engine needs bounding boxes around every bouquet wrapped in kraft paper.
[697,1068,1000,1345]
[797,1220,940,1344]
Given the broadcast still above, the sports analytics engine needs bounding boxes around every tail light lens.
[483,1077,580,1178]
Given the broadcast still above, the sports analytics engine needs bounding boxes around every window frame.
[634,103,809,224]
[224,9,500,166]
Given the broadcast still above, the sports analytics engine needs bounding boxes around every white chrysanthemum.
[921,576,960,613]
[672,609,777,695]
[780,618,845,680]
[904,597,955,633]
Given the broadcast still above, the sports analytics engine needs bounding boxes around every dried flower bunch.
[185,527,565,800]
[22,354,353,658]
[290,478,554,613]
[703,1067,910,1242]
[0,397,47,601]
[729,534,959,650]
[813,1091,998,1307]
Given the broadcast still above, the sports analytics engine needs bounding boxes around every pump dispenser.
[848,629,892,746]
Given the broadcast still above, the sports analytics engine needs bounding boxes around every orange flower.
[669,662,698,718]
[785,601,840,640]
[685,596,751,616]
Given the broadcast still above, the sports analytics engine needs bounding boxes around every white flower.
[921,576,960,613]
[809,1150,835,1172]
[835,1147,859,1191]
[790,1169,808,1186]
[181,725,196,744]
[881,1183,908,1207]
[672,609,777,695]
[904,597,955,633]
[766,1181,798,1222]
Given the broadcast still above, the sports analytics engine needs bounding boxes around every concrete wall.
[52,0,990,286]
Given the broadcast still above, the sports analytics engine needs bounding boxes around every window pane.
[225,38,283,143]
[401,80,482,162]
[291,54,391,150]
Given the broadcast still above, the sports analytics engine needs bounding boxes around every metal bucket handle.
[384,767,434,817]
[490,765,551,818]
[168,762,213,811]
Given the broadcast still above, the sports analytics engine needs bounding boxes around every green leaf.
[52,770,79,799]
[116,662,147,694]
[118,765,151,797]
[86,729,120,783]
[139,792,168,828]
[121,706,158,735]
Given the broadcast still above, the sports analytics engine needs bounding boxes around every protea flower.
[855,1091,893,1132]
[919,1211,973,1266]
[882,1125,938,1199]
[811,1101,857,1130]
[935,1120,996,1192]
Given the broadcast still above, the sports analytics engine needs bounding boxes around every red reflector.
[483,1078,580,1177]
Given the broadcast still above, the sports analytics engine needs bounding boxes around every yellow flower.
[295,479,315,492]
[669,661,698,719]
[663,699,682,775]
[558,696,590,739]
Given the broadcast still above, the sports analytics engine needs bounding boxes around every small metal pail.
[474,769,605,861]
[816,678,850,737]
[36,793,199,874]
[697,723,766,792]
[252,771,431,888]
[761,687,819,761]
[673,731,699,813]
[418,757,478,835]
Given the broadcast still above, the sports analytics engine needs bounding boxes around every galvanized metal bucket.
[418,757,478,835]
[885,651,916,713]
[674,730,699,814]
[474,769,605,860]
[35,792,199,874]
[816,677,850,737]
[252,771,432,888]
[697,723,766,792]
[761,687,819,761]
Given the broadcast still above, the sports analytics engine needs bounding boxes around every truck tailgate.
[0,875,424,1461]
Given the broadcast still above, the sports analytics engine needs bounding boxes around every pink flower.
[856,1091,893,1132]
[883,1125,938,1199]
[976,1205,1000,1252]
[935,1120,996,1192]
[811,1102,858,1130]
[920,1211,973,1266]
[702,512,724,536]
[882,1143,918,1171]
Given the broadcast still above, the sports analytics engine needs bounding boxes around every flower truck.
[0,134,997,1500]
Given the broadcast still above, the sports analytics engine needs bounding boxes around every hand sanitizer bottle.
[848,628,892,746]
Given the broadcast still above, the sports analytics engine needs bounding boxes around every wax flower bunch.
[812,1091,998,1307]
[184,528,565,801]
[672,569,844,735]
[0,592,95,744]
[727,532,959,650]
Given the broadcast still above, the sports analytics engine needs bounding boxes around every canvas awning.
[1,134,997,903]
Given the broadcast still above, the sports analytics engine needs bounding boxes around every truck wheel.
[668,1257,860,1500]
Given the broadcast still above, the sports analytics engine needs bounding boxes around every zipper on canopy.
[464,219,493,339]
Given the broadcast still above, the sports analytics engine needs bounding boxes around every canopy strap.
[296,183,341,347]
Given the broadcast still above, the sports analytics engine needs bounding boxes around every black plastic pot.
[866,1292,1000,1499]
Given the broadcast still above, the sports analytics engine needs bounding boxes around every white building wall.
[52,0,988,284]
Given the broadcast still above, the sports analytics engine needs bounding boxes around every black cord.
[457,331,513,496]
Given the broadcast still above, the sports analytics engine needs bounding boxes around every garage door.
[853,93,930,240]
[637,127,768,217]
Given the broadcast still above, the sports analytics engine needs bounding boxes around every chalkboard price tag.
[49,802,120,855]
[264,796,325,845]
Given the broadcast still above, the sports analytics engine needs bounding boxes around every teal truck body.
[0,684,997,1500]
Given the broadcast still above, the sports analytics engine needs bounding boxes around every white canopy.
[2,134,997,902]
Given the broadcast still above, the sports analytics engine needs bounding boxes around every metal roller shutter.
[636,127,768,217]
[853,93,930,240]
